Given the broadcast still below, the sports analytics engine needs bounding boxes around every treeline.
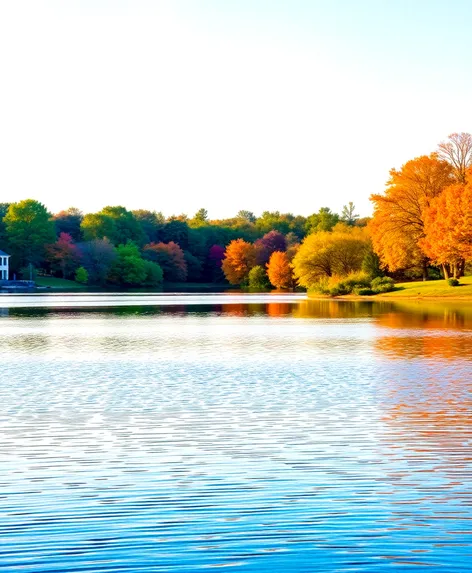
[2,132,468,292]
[0,200,367,287]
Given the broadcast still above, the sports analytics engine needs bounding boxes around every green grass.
[36,276,88,289]
[378,275,472,299]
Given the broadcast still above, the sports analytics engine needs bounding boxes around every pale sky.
[0,0,471,219]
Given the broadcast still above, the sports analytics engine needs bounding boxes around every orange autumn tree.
[222,239,256,285]
[369,154,453,279]
[267,251,293,289]
[421,171,472,278]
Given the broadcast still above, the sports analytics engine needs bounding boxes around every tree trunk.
[422,259,428,281]
[442,264,449,279]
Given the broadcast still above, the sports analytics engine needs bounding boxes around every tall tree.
[0,203,11,251]
[46,233,81,278]
[206,244,225,282]
[369,155,453,279]
[236,210,256,224]
[161,219,189,249]
[189,208,209,228]
[54,207,84,241]
[132,210,165,243]
[254,230,287,265]
[341,202,359,226]
[4,199,56,268]
[77,238,117,285]
[421,174,472,278]
[305,207,339,234]
[183,251,203,281]
[437,132,472,183]
[267,251,293,289]
[143,241,187,282]
[100,206,145,245]
[108,241,148,286]
[81,206,145,245]
[81,212,117,242]
[222,239,256,285]
[255,211,301,235]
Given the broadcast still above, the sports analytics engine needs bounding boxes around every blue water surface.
[0,294,471,572]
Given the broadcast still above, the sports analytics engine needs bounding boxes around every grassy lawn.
[378,275,472,299]
[36,277,88,289]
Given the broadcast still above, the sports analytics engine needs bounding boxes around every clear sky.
[0,0,471,219]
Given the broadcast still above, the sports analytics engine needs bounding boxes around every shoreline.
[308,294,472,302]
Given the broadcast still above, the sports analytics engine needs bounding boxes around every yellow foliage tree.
[292,224,369,289]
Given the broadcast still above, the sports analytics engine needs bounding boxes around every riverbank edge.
[308,294,472,301]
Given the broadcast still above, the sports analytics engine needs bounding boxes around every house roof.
[0,250,10,257]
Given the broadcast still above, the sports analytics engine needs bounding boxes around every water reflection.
[0,295,471,572]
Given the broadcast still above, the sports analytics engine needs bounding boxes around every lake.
[1,293,471,572]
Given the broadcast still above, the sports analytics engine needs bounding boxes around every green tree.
[362,249,384,279]
[81,213,117,242]
[162,219,189,249]
[0,202,11,251]
[341,202,359,226]
[81,206,145,245]
[143,260,163,286]
[109,242,147,286]
[255,211,293,235]
[305,207,339,234]
[189,208,209,228]
[75,266,88,284]
[132,210,164,243]
[54,207,84,241]
[183,250,203,281]
[236,210,256,224]
[4,199,56,268]
[248,265,271,290]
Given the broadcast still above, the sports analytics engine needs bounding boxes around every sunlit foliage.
[4,199,56,268]
[248,265,271,290]
[267,251,293,289]
[421,171,472,277]
[222,239,256,285]
[292,225,369,289]
[369,155,453,276]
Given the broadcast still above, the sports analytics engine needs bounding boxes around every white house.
[0,250,10,281]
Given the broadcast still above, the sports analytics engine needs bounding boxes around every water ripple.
[0,298,471,571]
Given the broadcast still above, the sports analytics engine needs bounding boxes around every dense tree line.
[0,199,365,288]
[2,132,468,292]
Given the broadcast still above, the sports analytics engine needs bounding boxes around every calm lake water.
[1,293,471,572]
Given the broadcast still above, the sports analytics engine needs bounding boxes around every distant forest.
[0,200,367,288]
